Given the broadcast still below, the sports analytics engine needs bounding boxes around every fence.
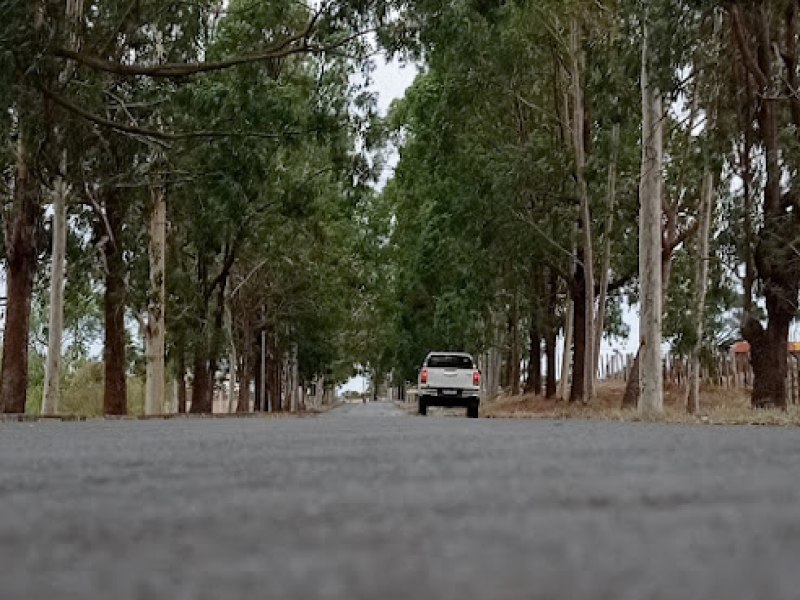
[601,349,800,405]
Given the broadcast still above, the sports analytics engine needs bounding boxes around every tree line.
[1,0,398,415]
[368,0,800,413]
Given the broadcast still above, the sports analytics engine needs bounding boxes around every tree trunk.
[570,17,595,405]
[593,123,619,382]
[525,321,541,395]
[545,268,558,398]
[227,314,237,413]
[41,0,85,417]
[509,299,521,396]
[42,161,68,416]
[190,353,212,413]
[559,297,573,401]
[1,131,40,414]
[103,191,127,415]
[687,168,715,413]
[621,351,640,409]
[745,301,791,408]
[525,268,543,395]
[570,254,586,403]
[638,18,664,416]
[236,353,251,413]
[739,5,796,408]
[267,330,281,411]
[290,343,299,412]
[145,184,166,415]
[177,356,187,414]
[253,331,263,411]
[545,329,557,399]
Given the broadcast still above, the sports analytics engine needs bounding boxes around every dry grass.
[481,380,800,426]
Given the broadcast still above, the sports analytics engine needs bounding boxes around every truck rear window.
[426,355,474,369]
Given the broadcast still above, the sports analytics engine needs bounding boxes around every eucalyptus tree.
[2,0,399,414]
[731,0,800,408]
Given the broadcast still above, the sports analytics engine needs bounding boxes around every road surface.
[1,401,799,599]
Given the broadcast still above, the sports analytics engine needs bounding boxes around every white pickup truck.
[417,352,481,418]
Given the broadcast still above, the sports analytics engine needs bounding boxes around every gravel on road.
[1,401,799,599]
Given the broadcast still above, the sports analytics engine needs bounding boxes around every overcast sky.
[371,55,419,116]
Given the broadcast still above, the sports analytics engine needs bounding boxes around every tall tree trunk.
[190,352,212,413]
[103,191,127,415]
[545,269,558,398]
[569,254,586,403]
[559,297,573,401]
[735,5,797,408]
[267,330,281,411]
[638,18,664,416]
[509,298,521,396]
[687,171,716,412]
[593,123,619,382]
[545,329,557,399]
[1,130,40,414]
[145,183,166,415]
[236,353,251,413]
[42,158,68,416]
[570,18,595,405]
[525,322,541,395]
[253,331,263,411]
[177,354,187,414]
[290,343,299,412]
[225,302,237,413]
[525,268,543,395]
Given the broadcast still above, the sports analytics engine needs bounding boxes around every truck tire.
[418,397,428,416]
[467,401,479,419]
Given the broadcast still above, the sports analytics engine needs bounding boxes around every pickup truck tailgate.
[426,368,474,389]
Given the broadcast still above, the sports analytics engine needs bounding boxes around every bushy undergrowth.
[26,361,145,417]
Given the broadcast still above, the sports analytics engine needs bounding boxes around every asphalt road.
[2,402,800,599]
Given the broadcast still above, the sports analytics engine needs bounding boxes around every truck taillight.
[473,371,481,386]
[421,369,428,384]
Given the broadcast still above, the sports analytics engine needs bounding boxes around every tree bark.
[177,355,187,414]
[525,320,541,395]
[733,4,798,408]
[638,18,664,416]
[593,123,619,383]
[687,169,715,413]
[570,253,586,403]
[290,343,299,412]
[570,17,595,405]
[1,130,41,414]
[545,269,558,398]
[102,191,128,415]
[190,353,213,413]
[253,331,263,411]
[559,296,573,401]
[236,353,251,413]
[621,351,640,409]
[267,330,281,411]
[510,299,521,397]
[145,184,167,415]
[42,159,68,416]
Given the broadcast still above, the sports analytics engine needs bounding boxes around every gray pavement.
[1,401,800,599]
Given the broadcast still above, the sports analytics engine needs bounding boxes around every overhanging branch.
[42,86,315,143]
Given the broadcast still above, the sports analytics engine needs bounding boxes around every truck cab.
[418,352,481,418]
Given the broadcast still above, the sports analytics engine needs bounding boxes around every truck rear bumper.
[421,394,479,408]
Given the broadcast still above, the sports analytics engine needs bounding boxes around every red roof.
[733,341,800,353]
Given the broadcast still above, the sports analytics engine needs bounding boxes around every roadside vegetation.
[372,0,800,417]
